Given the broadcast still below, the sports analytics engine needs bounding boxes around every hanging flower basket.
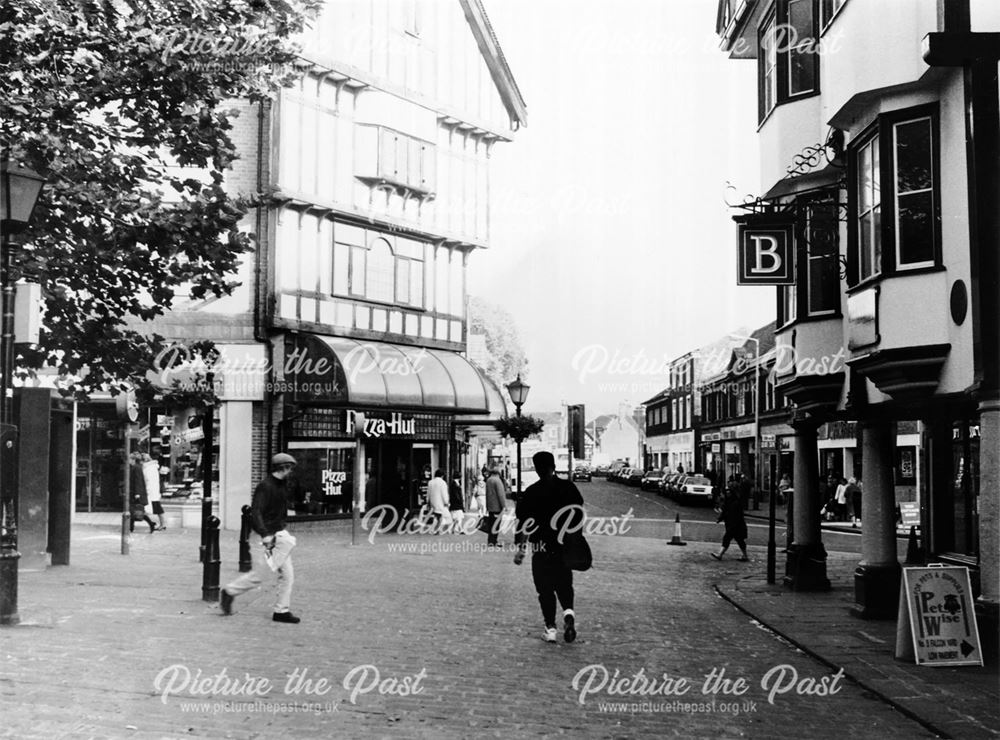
[495,414,545,443]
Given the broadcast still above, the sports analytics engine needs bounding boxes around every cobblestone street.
[0,521,969,739]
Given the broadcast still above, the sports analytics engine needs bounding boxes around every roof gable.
[459,0,527,127]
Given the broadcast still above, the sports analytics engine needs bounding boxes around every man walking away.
[712,482,749,561]
[220,453,300,624]
[129,453,157,534]
[514,451,585,644]
[484,467,506,547]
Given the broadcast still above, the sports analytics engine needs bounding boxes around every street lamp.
[505,375,530,498]
[0,159,46,626]
[730,332,772,583]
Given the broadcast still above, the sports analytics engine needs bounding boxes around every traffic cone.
[905,525,923,565]
[667,513,687,546]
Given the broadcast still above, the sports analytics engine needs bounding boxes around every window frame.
[820,0,847,32]
[846,104,942,290]
[757,0,821,125]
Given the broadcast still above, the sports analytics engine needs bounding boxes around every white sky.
[470,0,775,416]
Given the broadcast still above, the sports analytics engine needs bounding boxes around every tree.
[467,295,528,395]
[0,0,319,398]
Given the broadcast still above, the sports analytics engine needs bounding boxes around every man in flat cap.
[221,453,301,623]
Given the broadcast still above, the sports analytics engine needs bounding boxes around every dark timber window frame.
[846,103,943,290]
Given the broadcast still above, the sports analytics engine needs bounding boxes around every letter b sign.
[737,225,794,285]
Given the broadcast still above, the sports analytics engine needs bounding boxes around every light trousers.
[225,530,296,613]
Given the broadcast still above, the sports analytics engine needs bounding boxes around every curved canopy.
[293,336,505,416]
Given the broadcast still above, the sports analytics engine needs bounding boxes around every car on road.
[640,469,666,491]
[626,469,646,486]
[572,464,592,482]
[675,474,714,504]
[659,472,683,497]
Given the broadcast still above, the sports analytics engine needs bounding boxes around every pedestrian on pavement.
[220,453,301,624]
[834,477,849,522]
[847,477,862,527]
[473,472,487,515]
[141,452,166,530]
[484,467,506,547]
[738,473,752,509]
[514,451,585,644]
[777,473,791,505]
[712,483,749,561]
[448,471,465,530]
[427,469,450,532]
[129,453,157,534]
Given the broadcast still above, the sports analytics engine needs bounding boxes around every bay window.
[757,0,819,123]
[848,105,940,286]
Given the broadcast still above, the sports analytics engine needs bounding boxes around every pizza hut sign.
[347,410,416,438]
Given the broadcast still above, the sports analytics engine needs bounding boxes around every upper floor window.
[820,0,846,30]
[848,105,940,287]
[758,0,819,123]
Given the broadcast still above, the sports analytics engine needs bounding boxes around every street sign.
[899,501,920,528]
[895,565,983,666]
[737,223,795,285]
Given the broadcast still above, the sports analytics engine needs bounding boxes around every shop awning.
[291,335,505,415]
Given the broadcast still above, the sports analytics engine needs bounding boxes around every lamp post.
[731,333,772,582]
[505,375,530,499]
[0,160,46,626]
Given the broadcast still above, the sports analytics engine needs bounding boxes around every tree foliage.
[0,0,319,397]
[468,295,528,398]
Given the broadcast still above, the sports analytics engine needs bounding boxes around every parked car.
[572,464,592,482]
[615,467,634,483]
[593,465,609,477]
[627,469,645,487]
[640,469,666,491]
[607,461,628,479]
[659,472,683,497]
[676,475,714,504]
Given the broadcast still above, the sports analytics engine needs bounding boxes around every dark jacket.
[449,478,464,511]
[485,474,507,513]
[251,474,289,537]
[515,475,584,552]
[717,491,748,540]
[130,464,148,507]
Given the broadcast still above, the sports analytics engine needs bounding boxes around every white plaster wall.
[219,401,255,531]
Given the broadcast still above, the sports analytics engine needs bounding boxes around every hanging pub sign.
[736,220,795,285]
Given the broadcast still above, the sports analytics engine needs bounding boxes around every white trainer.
[542,627,557,643]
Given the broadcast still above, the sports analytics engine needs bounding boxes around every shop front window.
[74,405,125,512]
[287,443,356,515]
[151,407,219,499]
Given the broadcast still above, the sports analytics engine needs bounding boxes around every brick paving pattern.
[0,520,994,738]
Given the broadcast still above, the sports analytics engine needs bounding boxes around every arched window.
[367,238,395,303]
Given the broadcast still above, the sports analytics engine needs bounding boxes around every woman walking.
[711,482,748,561]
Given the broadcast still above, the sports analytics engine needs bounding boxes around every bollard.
[202,515,221,602]
[121,512,130,555]
[238,505,253,573]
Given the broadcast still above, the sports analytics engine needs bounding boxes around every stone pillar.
[15,388,51,569]
[853,419,900,618]
[977,397,1000,663]
[785,416,829,591]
